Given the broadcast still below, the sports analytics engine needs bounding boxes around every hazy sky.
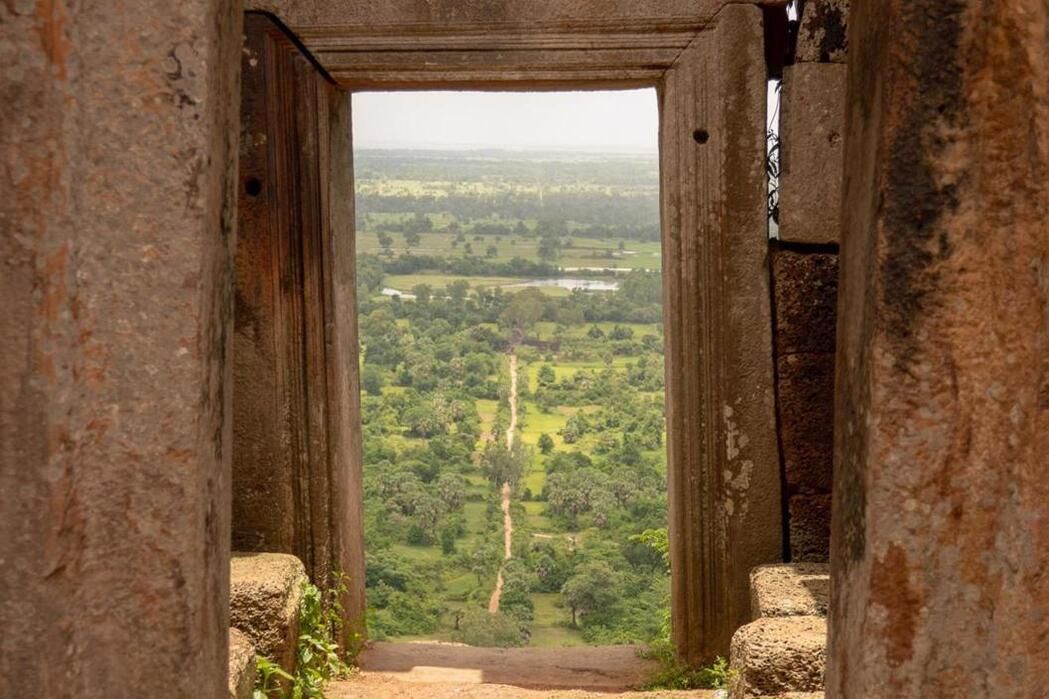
[352,90,658,152]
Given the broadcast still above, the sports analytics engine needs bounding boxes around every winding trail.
[488,353,518,614]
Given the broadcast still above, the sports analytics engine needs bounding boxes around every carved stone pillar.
[661,4,781,663]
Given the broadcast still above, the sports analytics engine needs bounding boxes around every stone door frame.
[252,1,781,662]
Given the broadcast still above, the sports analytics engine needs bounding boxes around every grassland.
[358,229,661,272]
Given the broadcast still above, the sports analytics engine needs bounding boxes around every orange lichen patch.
[37,353,56,381]
[35,0,72,80]
[869,544,924,669]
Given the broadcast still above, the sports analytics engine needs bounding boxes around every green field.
[358,231,661,272]
[528,593,587,647]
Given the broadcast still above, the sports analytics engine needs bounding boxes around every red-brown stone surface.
[787,495,832,563]
[777,353,834,497]
[772,252,839,356]
[0,1,243,697]
[829,0,1049,695]
[773,251,838,562]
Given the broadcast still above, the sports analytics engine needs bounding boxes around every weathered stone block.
[230,553,307,673]
[751,564,830,621]
[788,495,832,563]
[778,63,847,244]
[228,628,256,699]
[772,251,838,355]
[0,1,241,696]
[777,352,834,495]
[730,616,826,698]
[794,0,849,63]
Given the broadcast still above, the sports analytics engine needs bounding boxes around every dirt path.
[488,353,518,614]
[332,641,703,698]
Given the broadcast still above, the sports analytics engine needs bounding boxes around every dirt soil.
[327,641,715,698]
[488,354,519,613]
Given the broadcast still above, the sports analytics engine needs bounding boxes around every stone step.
[730,563,830,698]
[228,627,256,699]
[729,616,826,699]
[229,552,307,674]
[749,563,829,621]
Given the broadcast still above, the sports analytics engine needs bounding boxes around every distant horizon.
[354,142,658,155]
[352,90,659,152]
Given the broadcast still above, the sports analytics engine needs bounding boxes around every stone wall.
[772,249,838,561]
[772,0,848,562]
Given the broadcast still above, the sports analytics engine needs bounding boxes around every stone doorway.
[233,2,780,666]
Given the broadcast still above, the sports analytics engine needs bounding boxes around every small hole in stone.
[693,129,710,145]
[819,51,831,63]
[245,177,262,197]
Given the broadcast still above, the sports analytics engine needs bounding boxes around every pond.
[508,278,620,291]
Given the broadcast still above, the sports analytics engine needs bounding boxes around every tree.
[404,230,421,247]
[411,283,432,304]
[448,279,471,303]
[434,472,467,512]
[537,234,560,261]
[468,543,501,586]
[440,525,457,555]
[561,561,620,627]
[377,231,394,253]
[452,608,525,647]
[559,414,589,444]
[403,403,446,438]
[538,433,555,455]
[537,365,556,387]
[362,365,385,396]
[409,211,433,232]
[479,442,528,488]
[485,244,498,258]
[500,287,546,331]
[356,254,385,293]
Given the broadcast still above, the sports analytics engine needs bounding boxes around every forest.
[355,148,669,649]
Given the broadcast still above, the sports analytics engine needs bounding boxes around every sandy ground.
[326,642,715,698]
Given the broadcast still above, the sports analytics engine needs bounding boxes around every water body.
[509,278,619,291]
